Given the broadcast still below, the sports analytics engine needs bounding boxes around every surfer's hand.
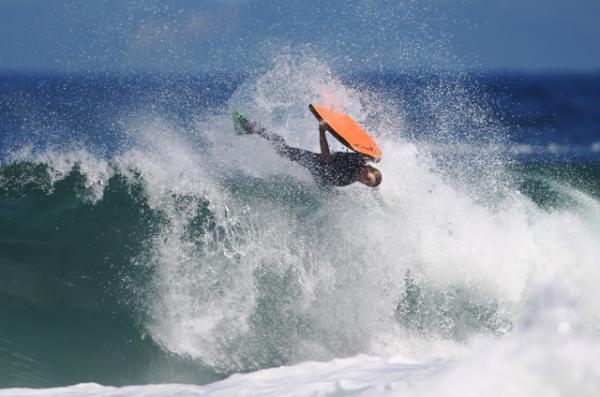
[319,121,329,132]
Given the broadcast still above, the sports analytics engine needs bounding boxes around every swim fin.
[232,111,252,135]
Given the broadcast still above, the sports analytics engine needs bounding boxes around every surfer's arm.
[319,121,333,162]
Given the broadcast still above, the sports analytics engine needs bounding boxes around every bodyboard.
[309,104,381,160]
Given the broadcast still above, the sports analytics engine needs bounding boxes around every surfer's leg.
[237,120,266,135]
[243,121,321,169]
[279,147,321,170]
[259,133,320,169]
[239,121,287,145]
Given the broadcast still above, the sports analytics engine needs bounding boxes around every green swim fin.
[232,111,251,135]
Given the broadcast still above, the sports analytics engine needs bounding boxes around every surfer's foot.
[232,111,252,135]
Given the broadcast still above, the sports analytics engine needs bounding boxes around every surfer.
[233,112,382,187]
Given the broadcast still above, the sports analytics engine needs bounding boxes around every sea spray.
[130,56,600,374]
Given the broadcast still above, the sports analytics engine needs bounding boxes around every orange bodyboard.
[309,104,381,160]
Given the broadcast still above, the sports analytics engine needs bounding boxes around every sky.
[0,0,599,73]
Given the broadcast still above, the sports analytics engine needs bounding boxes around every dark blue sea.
[1,62,600,395]
[2,71,599,159]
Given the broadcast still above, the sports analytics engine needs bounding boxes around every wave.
[0,161,223,386]
[2,55,600,389]
[1,285,598,396]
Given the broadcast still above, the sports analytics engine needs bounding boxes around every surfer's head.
[358,165,382,187]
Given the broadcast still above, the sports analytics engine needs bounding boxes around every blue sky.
[1,0,599,73]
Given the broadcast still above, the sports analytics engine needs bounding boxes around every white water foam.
[2,286,599,396]
[120,55,600,381]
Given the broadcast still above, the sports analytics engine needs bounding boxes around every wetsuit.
[243,121,366,186]
[278,146,365,186]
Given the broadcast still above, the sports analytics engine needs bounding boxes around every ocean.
[1,58,600,395]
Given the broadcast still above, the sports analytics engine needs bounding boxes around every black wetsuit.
[281,148,365,186]
[244,121,366,186]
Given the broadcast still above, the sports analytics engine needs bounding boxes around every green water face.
[0,164,222,387]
